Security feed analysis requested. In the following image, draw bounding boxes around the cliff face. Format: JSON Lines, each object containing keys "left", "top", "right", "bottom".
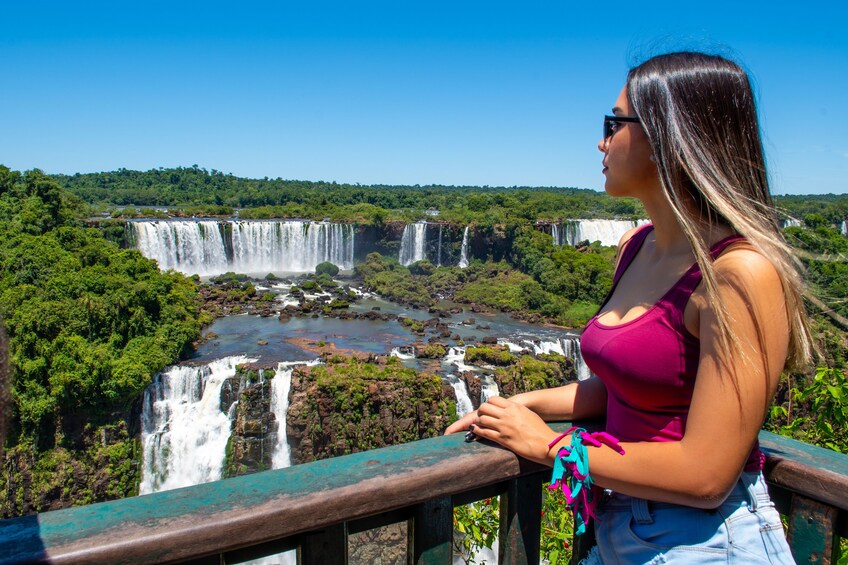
{"left": 0, "top": 420, "right": 139, "bottom": 519}
{"left": 286, "top": 357, "right": 455, "bottom": 464}
{"left": 224, "top": 371, "right": 278, "bottom": 477}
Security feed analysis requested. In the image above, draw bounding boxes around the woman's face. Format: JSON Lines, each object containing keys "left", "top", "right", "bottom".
{"left": 598, "top": 87, "right": 659, "bottom": 199}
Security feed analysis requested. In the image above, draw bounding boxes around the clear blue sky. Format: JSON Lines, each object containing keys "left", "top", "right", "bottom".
{"left": 2, "top": 1, "right": 846, "bottom": 195}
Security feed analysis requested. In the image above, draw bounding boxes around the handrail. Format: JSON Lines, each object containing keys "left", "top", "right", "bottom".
{"left": 1, "top": 426, "right": 846, "bottom": 564}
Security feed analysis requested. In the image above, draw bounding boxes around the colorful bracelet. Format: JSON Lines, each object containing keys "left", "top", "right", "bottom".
{"left": 548, "top": 427, "right": 625, "bottom": 535}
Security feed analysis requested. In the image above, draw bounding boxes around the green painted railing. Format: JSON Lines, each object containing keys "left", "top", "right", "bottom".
{"left": 1, "top": 426, "right": 846, "bottom": 564}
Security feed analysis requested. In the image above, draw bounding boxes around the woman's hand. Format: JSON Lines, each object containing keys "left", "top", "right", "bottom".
{"left": 444, "top": 410, "right": 479, "bottom": 435}
{"left": 469, "top": 396, "right": 561, "bottom": 466}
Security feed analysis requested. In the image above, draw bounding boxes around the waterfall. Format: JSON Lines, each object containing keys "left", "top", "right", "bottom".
{"left": 399, "top": 222, "right": 428, "bottom": 266}
{"left": 436, "top": 224, "right": 443, "bottom": 267}
{"left": 497, "top": 337, "right": 591, "bottom": 381}
{"left": 780, "top": 217, "right": 802, "bottom": 229}
{"left": 480, "top": 375, "right": 499, "bottom": 403}
{"left": 842, "top": 220, "right": 848, "bottom": 236}
{"left": 140, "top": 355, "right": 256, "bottom": 494}
{"left": 551, "top": 224, "right": 561, "bottom": 246}
{"left": 269, "top": 359, "right": 321, "bottom": 470}
{"left": 132, "top": 220, "right": 229, "bottom": 277}
{"left": 561, "top": 337, "right": 592, "bottom": 381}
{"left": 458, "top": 226, "right": 470, "bottom": 268}
{"left": 132, "top": 220, "right": 355, "bottom": 276}
{"left": 557, "top": 219, "right": 649, "bottom": 247}
{"left": 448, "top": 375, "right": 474, "bottom": 418}
{"left": 390, "top": 346, "right": 416, "bottom": 360}
{"left": 230, "top": 220, "right": 354, "bottom": 273}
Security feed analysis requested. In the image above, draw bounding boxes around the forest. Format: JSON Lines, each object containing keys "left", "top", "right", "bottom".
{"left": 1, "top": 165, "right": 846, "bottom": 528}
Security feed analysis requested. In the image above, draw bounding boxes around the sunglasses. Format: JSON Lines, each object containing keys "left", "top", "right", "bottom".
{"left": 603, "top": 114, "right": 641, "bottom": 140}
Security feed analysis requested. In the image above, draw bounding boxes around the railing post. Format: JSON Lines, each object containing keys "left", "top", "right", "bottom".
{"left": 408, "top": 496, "right": 453, "bottom": 564}
{"left": 300, "top": 523, "right": 347, "bottom": 565}
{"left": 498, "top": 472, "right": 544, "bottom": 564}
{"left": 787, "top": 494, "right": 839, "bottom": 564}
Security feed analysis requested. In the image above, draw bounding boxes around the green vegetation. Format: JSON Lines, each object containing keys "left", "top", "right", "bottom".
{"left": 296, "top": 356, "right": 453, "bottom": 457}
{"left": 0, "top": 166, "right": 204, "bottom": 516}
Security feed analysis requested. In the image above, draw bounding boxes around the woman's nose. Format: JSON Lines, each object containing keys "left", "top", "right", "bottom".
{"left": 598, "top": 137, "right": 608, "bottom": 152}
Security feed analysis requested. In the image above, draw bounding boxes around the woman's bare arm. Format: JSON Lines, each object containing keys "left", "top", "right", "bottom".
{"left": 469, "top": 248, "right": 789, "bottom": 508}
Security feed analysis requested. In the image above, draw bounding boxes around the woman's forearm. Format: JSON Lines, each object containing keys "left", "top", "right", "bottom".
{"left": 510, "top": 377, "right": 607, "bottom": 421}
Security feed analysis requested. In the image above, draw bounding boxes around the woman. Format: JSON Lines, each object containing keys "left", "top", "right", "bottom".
{"left": 446, "top": 51, "right": 811, "bottom": 563}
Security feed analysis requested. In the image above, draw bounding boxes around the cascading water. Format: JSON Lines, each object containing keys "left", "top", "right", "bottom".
{"left": 436, "top": 224, "right": 443, "bottom": 267}
{"left": 230, "top": 220, "right": 354, "bottom": 273}
{"left": 479, "top": 375, "right": 499, "bottom": 403}
{"left": 458, "top": 226, "right": 470, "bottom": 268}
{"left": 561, "top": 337, "right": 592, "bottom": 381}
{"left": 398, "top": 222, "right": 428, "bottom": 266}
{"left": 557, "top": 219, "right": 649, "bottom": 247}
{"left": 269, "top": 359, "right": 321, "bottom": 469}
{"left": 498, "top": 336, "right": 591, "bottom": 381}
{"left": 132, "top": 220, "right": 229, "bottom": 276}
{"left": 551, "top": 224, "right": 560, "bottom": 246}
{"left": 842, "top": 220, "right": 848, "bottom": 236}
{"left": 448, "top": 375, "right": 474, "bottom": 418}
{"left": 132, "top": 220, "right": 355, "bottom": 276}
{"left": 140, "top": 355, "right": 256, "bottom": 494}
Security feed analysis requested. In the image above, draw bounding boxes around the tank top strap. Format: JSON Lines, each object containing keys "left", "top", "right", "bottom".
{"left": 662, "top": 234, "right": 746, "bottom": 309}
{"left": 612, "top": 224, "right": 654, "bottom": 285}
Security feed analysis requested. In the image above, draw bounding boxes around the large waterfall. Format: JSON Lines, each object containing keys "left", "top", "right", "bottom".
{"left": 133, "top": 220, "right": 230, "bottom": 276}
{"left": 398, "top": 222, "right": 428, "bottom": 266}
{"left": 132, "top": 220, "right": 355, "bottom": 277}
{"left": 140, "top": 355, "right": 256, "bottom": 494}
{"left": 552, "top": 219, "right": 649, "bottom": 247}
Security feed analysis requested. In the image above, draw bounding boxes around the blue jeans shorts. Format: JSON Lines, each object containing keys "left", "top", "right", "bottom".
{"left": 582, "top": 472, "right": 795, "bottom": 564}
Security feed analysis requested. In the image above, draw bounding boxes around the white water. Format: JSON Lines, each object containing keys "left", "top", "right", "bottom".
{"left": 268, "top": 358, "right": 323, "bottom": 468}
{"left": 436, "top": 224, "right": 443, "bottom": 267}
{"left": 458, "top": 226, "right": 470, "bottom": 268}
{"left": 842, "top": 220, "right": 848, "bottom": 236}
{"left": 399, "top": 222, "right": 428, "bottom": 265}
{"left": 554, "top": 219, "right": 649, "bottom": 247}
{"left": 499, "top": 337, "right": 592, "bottom": 381}
{"left": 230, "top": 220, "right": 354, "bottom": 273}
{"left": 140, "top": 355, "right": 256, "bottom": 494}
{"left": 133, "top": 220, "right": 230, "bottom": 276}
{"left": 448, "top": 375, "right": 474, "bottom": 417}
{"left": 390, "top": 346, "right": 416, "bottom": 360}
{"left": 132, "top": 220, "right": 355, "bottom": 276}
{"left": 780, "top": 217, "right": 802, "bottom": 229}
{"left": 479, "top": 375, "right": 499, "bottom": 403}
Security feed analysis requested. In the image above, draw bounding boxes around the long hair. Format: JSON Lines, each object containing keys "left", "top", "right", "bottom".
{"left": 626, "top": 51, "right": 812, "bottom": 373}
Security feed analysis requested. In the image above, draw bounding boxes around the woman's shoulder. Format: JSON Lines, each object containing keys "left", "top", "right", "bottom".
{"left": 712, "top": 244, "right": 783, "bottom": 301}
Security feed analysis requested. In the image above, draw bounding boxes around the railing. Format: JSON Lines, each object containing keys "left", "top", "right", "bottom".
{"left": 1, "top": 424, "right": 846, "bottom": 564}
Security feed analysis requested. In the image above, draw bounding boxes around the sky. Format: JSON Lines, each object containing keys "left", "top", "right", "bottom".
{"left": 2, "top": 1, "right": 846, "bottom": 195}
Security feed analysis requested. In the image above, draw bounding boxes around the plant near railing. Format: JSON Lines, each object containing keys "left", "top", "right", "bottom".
{"left": 452, "top": 487, "right": 576, "bottom": 564}
{"left": 453, "top": 497, "right": 499, "bottom": 564}
{"left": 770, "top": 367, "right": 848, "bottom": 453}
{"left": 540, "top": 488, "right": 575, "bottom": 565}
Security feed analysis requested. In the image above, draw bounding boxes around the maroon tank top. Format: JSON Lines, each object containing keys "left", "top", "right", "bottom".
{"left": 580, "top": 224, "right": 764, "bottom": 471}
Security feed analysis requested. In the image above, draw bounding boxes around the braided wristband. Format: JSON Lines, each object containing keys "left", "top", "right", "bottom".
{"left": 548, "top": 427, "right": 625, "bottom": 535}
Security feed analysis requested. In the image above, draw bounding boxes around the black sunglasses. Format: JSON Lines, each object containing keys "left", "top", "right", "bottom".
{"left": 603, "top": 114, "right": 641, "bottom": 140}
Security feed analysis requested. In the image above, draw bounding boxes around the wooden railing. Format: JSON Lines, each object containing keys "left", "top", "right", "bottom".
{"left": 1, "top": 425, "right": 846, "bottom": 564}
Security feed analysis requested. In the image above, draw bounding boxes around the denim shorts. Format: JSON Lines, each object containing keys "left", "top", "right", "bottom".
{"left": 581, "top": 472, "right": 795, "bottom": 564}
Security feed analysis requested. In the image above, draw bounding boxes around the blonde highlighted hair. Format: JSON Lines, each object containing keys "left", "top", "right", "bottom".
{"left": 626, "top": 51, "right": 812, "bottom": 372}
